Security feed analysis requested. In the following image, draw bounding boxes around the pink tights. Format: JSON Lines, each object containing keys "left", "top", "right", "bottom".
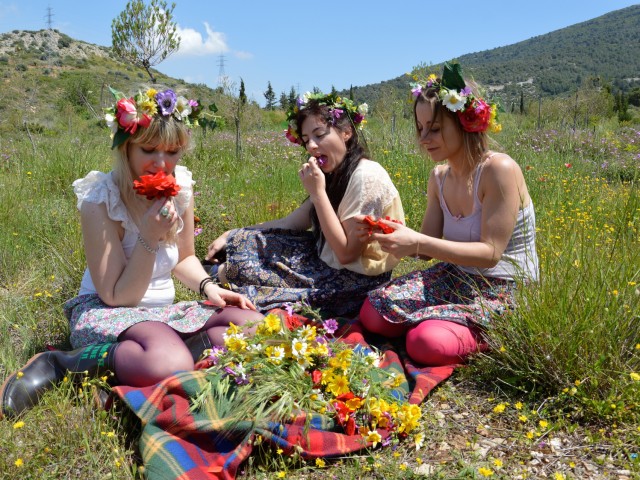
{"left": 114, "top": 306, "right": 263, "bottom": 387}
{"left": 359, "top": 298, "right": 485, "bottom": 366}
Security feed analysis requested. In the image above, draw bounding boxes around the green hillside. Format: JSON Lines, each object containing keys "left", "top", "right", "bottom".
{"left": 346, "top": 4, "right": 640, "bottom": 110}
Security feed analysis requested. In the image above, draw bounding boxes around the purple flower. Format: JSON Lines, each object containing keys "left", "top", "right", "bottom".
{"left": 194, "top": 227, "right": 203, "bottom": 237}
{"left": 353, "top": 113, "right": 364, "bottom": 124}
{"left": 332, "top": 108, "right": 344, "bottom": 119}
{"left": 461, "top": 86, "right": 472, "bottom": 96}
{"left": 411, "top": 86, "right": 422, "bottom": 98}
{"left": 323, "top": 319, "right": 339, "bottom": 335}
{"left": 188, "top": 99, "right": 199, "bottom": 108}
{"left": 296, "top": 97, "right": 305, "bottom": 107}
{"left": 156, "top": 89, "right": 177, "bottom": 116}
{"left": 284, "top": 303, "right": 295, "bottom": 316}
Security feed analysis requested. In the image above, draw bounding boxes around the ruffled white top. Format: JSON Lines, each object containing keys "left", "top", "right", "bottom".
{"left": 72, "top": 165, "right": 194, "bottom": 307}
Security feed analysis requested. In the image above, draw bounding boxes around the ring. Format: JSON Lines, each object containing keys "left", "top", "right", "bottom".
{"left": 160, "top": 206, "right": 170, "bottom": 217}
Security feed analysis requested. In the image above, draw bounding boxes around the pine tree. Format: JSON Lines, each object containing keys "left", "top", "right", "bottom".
{"left": 288, "top": 86, "right": 297, "bottom": 107}
{"left": 239, "top": 78, "right": 247, "bottom": 105}
{"left": 264, "top": 81, "right": 276, "bottom": 110}
{"left": 279, "top": 91, "right": 288, "bottom": 110}
{"left": 349, "top": 85, "right": 354, "bottom": 100}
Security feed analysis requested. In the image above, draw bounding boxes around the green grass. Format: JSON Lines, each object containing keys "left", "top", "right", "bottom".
{"left": 1, "top": 109, "right": 639, "bottom": 478}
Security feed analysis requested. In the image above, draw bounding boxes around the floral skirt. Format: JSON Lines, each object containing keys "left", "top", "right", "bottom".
{"left": 367, "top": 262, "right": 516, "bottom": 328}
{"left": 64, "top": 294, "right": 219, "bottom": 349}
{"left": 224, "top": 228, "right": 391, "bottom": 317}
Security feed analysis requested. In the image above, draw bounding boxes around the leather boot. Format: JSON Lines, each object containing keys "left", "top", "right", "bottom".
{"left": 0, "top": 342, "right": 119, "bottom": 419}
{"left": 183, "top": 331, "right": 212, "bottom": 362}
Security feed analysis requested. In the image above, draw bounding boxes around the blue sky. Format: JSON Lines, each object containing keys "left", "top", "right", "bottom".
{"left": 1, "top": 1, "right": 637, "bottom": 105}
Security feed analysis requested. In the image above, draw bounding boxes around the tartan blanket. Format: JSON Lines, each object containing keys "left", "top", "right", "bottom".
{"left": 113, "top": 311, "right": 456, "bottom": 480}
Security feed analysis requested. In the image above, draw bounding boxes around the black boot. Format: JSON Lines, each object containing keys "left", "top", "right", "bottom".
{"left": 183, "top": 332, "right": 212, "bottom": 362}
{"left": 0, "top": 343, "right": 119, "bottom": 418}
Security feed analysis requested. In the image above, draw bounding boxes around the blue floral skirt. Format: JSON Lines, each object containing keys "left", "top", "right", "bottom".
{"left": 224, "top": 228, "right": 391, "bottom": 317}
{"left": 367, "top": 262, "right": 516, "bottom": 328}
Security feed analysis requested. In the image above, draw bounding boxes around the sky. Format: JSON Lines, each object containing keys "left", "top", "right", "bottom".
{"left": 1, "top": 1, "right": 638, "bottom": 105}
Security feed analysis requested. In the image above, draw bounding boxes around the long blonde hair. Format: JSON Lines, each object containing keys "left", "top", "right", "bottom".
{"left": 112, "top": 115, "right": 192, "bottom": 244}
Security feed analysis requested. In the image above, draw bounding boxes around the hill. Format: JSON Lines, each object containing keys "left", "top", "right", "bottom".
{"left": 0, "top": 29, "right": 222, "bottom": 135}
{"left": 346, "top": 4, "right": 640, "bottom": 110}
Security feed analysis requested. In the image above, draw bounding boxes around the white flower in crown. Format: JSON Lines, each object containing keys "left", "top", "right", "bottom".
{"left": 441, "top": 89, "right": 466, "bottom": 112}
{"left": 358, "top": 103, "right": 369, "bottom": 115}
{"left": 173, "top": 96, "right": 193, "bottom": 121}
{"left": 105, "top": 113, "right": 118, "bottom": 134}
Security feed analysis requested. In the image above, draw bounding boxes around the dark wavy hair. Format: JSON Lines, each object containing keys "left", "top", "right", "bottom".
{"left": 295, "top": 100, "right": 368, "bottom": 250}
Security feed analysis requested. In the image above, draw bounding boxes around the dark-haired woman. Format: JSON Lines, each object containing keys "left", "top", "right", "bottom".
{"left": 205, "top": 93, "right": 404, "bottom": 316}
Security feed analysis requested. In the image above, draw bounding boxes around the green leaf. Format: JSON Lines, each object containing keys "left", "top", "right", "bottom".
{"left": 442, "top": 62, "right": 466, "bottom": 91}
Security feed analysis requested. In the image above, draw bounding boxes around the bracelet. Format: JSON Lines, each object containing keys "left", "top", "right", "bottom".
{"left": 199, "top": 277, "right": 214, "bottom": 297}
{"left": 137, "top": 233, "right": 159, "bottom": 254}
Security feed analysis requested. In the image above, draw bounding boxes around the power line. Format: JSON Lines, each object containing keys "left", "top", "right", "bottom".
{"left": 45, "top": 5, "right": 54, "bottom": 30}
{"left": 216, "top": 53, "right": 227, "bottom": 86}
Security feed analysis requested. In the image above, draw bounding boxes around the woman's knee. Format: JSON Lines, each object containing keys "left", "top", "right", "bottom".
{"left": 405, "top": 320, "right": 480, "bottom": 366}
{"left": 359, "top": 299, "right": 406, "bottom": 337}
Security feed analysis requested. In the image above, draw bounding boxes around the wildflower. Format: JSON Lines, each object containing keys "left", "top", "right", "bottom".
{"left": 441, "top": 90, "right": 466, "bottom": 112}
{"left": 493, "top": 403, "right": 506, "bottom": 413}
{"left": 277, "top": 472, "right": 286, "bottom": 478}
{"left": 315, "top": 458, "right": 326, "bottom": 468}
{"left": 493, "top": 459, "right": 503, "bottom": 468}
{"left": 553, "top": 473, "right": 566, "bottom": 480}
{"left": 399, "top": 463, "right": 407, "bottom": 471}
{"left": 14, "top": 458, "right": 23, "bottom": 467}
{"left": 16, "top": 371, "right": 24, "bottom": 378}
{"left": 366, "top": 429, "right": 382, "bottom": 448}
{"left": 414, "top": 432, "right": 425, "bottom": 450}
{"left": 478, "top": 467, "right": 494, "bottom": 477}
{"left": 539, "top": 420, "right": 549, "bottom": 429}
{"left": 519, "top": 415, "right": 528, "bottom": 423}
{"left": 630, "top": 372, "right": 640, "bottom": 381}
{"left": 526, "top": 431, "right": 535, "bottom": 439}
{"left": 323, "top": 318, "right": 339, "bottom": 335}
{"left": 13, "top": 421, "right": 25, "bottom": 429}
{"left": 515, "top": 402, "right": 523, "bottom": 410}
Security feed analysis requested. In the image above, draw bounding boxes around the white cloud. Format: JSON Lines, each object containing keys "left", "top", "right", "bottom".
{"left": 174, "top": 22, "right": 228, "bottom": 56}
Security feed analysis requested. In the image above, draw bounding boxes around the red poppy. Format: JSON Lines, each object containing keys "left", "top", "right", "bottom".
{"left": 133, "top": 171, "right": 181, "bottom": 200}
{"left": 363, "top": 215, "right": 401, "bottom": 234}
{"left": 311, "top": 370, "right": 323, "bottom": 386}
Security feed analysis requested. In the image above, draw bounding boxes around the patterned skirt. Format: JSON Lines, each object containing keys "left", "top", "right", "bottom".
{"left": 64, "top": 294, "right": 220, "bottom": 349}
{"left": 367, "top": 262, "right": 516, "bottom": 328}
{"left": 224, "top": 228, "right": 391, "bottom": 317}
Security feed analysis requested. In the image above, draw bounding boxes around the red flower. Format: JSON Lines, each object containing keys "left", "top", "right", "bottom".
{"left": 363, "top": 215, "right": 401, "bottom": 234}
{"left": 457, "top": 99, "right": 491, "bottom": 133}
{"left": 311, "top": 369, "right": 323, "bottom": 386}
{"left": 133, "top": 171, "right": 181, "bottom": 200}
{"left": 564, "top": 163, "right": 572, "bottom": 168}
{"left": 116, "top": 97, "right": 151, "bottom": 134}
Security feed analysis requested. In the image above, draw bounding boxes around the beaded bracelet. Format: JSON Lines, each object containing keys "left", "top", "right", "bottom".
{"left": 137, "top": 233, "right": 159, "bottom": 254}
{"left": 199, "top": 277, "right": 214, "bottom": 297}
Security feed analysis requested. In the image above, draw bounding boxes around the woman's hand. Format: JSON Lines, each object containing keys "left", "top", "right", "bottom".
{"left": 204, "top": 283, "right": 257, "bottom": 310}
{"left": 298, "top": 157, "right": 326, "bottom": 198}
{"left": 362, "top": 217, "right": 424, "bottom": 259}
{"left": 205, "top": 230, "right": 231, "bottom": 261}
{"left": 139, "top": 198, "right": 178, "bottom": 244}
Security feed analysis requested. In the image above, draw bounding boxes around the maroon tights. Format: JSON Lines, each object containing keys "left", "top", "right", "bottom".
{"left": 114, "top": 306, "right": 263, "bottom": 387}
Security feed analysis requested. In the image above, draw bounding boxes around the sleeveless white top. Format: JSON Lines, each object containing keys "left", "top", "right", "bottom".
{"left": 72, "top": 165, "right": 194, "bottom": 307}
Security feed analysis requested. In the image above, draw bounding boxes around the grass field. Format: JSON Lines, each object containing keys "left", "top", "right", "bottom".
{"left": 0, "top": 109, "right": 639, "bottom": 479}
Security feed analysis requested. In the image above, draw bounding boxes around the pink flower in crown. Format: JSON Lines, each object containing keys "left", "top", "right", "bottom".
{"left": 116, "top": 97, "right": 152, "bottom": 134}
{"left": 285, "top": 126, "right": 302, "bottom": 145}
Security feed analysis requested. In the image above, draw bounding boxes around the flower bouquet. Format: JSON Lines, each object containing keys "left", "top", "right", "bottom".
{"left": 191, "top": 304, "right": 424, "bottom": 450}
{"left": 133, "top": 171, "right": 181, "bottom": 200}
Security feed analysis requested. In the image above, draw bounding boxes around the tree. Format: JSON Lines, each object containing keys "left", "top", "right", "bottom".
{"left": 239, "top": 78, "right": 247, "bottom": 105}
{"left": 288, "top": 86, "right": 297, "bottom": 107}
{"left": 279, "top": 91, "right": 288, "bottom": 110}
{"left": 111, "top": 0, "right": 180, "bottom": 83}
{"left": 264, "top": 81, "right": 276, "bottom": 110}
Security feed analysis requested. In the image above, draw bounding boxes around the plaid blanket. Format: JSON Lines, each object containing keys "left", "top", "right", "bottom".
{"left": 113, "top": 311, "right": 456, "bottom": 480}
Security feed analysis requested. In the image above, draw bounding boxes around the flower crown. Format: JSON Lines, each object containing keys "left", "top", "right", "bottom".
{"left": 285, "top": 92, "right": 368, "bottom": 145}
{"left": 105, "top": 87, "right": 203, "bottom": 149}
{"left": 410, "top": 62, "right": 501, "bottom": 134}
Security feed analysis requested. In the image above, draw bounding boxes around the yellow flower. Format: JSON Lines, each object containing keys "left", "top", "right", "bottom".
{"left": 519, "top": 415, "right": 529, "bottom": 423}
{"left": 478, "top": 467, "right": 494, "bottom": 477}
{"left": 17, "top": 371, "right": 24, "bottom": 378}
{"left": 14, "top": 458, "right": 24, "bottom": 467}
{"left": 366, "top": 430, "right": 382, "bottom": 448}
{"left": 493, "top": 459, "right": 503, "bottom": 468}
{"left": 277, "top": 448, "right": 283, "bottom": 455}
{"left": 493, "top": 403, "right": 506, "bottom": 413}
{"left": 315, "top": 458, "right": 326, "bottom": 468}
{"left": 553, "top": 473, "right": 565, "bottom": 480}
{"left": 539, "top": 420, "right": 548, "bottom": 429}
{"left": 526, "top": 431, "right": 534, "bottom": 439}
{"left": 630, "top": 372, "right": 640, "bottom": 381}
{"left": 277, "top": 472, "right": 286, "bottom": 478}
{"left": 399, "top": 463, "right": 407, "bottom": 471}
{"left": 13, "top": 421, "right": 25, "bottom": 429}
{"left": 515, "top": 402, "right": 523, "bottom": 410}
{"left": 263, "top": 313, "right": 282, "bottom": 333}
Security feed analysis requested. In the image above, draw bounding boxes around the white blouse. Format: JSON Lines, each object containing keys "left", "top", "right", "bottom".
{"left": 72, "top": 165, "right": 194, "bottom": 307}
